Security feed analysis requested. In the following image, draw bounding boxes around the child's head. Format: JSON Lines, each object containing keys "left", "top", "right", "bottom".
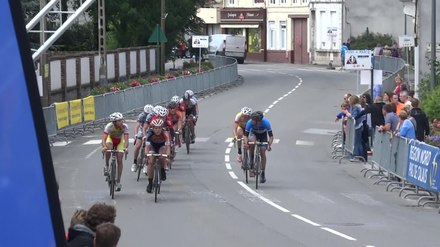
{"left": 341, "top": 102, "right": 349, "bottom": 110}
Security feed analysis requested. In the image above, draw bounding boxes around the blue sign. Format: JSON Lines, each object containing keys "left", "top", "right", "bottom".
{"left": 406, "top": 141, "right": 440, "bottom": 192}
{"left": 0, "top": 1, "right": 65, "bottom": 246}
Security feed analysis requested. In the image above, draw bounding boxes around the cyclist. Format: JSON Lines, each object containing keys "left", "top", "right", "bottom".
{"left": 144, "top": 119, "right": 171, "bottom": 193}
{"left": 243, "top": 111, "right": 273, "bottom": 183}
{"left": 233, "top": 107, "right": 252, "bottom": 164}
{"left": 167, "top": 101, "right": 184, "bottom": 148}
{"left": 179, "top": 90, "right": 199, "bottom": 143}
{"left": 102, "top": 112, "right": 129, "bottom": 191}
{"left": 131, "top": 104, "right": 154, "bottom": 173}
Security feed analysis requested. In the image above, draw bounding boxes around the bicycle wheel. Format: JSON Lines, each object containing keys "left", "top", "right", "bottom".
{"left": 254, "top": 152, "right": 260, "bottom": 190}
{"left": 185, "top": 123, "right": 191, "bottom": 154}
{"left": 243, "top": 150, "right": 249, "bottom": 184}
{"left": 110, "top": 159, "right": 116, "bottom": 199}
{"left": 154, "top": 160, "right": 160, "bottom": 203}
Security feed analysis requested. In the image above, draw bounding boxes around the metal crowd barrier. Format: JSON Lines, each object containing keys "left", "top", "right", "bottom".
{"left": 43, "top": 56, "right": 238, "bottom": 143}
{"left": 339, "top": 122, "right": 440, "bottom": 209}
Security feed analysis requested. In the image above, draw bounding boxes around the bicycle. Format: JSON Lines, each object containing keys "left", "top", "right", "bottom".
{"left": 103, "top": 149, "right": 126, "bottom": 199}
{"left": 136, "top": 140, "right": 146, "bottom": 181}
{"left": 169, "top": 131, "right": 181, "bottom": 169}
{"left": 233, "top": 137, "right": 250, "bottom": 184}
{"left": 247, "top": 141, "right": 268, "bottom": 189}
{"left": 146, "top": 153, "right": 168, "bottom": 203}
{"left": 183, "top": 117, "right": 195, "bottom": 154}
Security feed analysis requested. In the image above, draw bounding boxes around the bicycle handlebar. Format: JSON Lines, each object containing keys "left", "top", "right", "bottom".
{"left": 146, "top": 153, "right": 169, "bottom": 157}
{"left": 247, "top": 141, "right": 269, "bottom": 145}
{"left": 102, "top": 149, "right": 128, "bottom": 160}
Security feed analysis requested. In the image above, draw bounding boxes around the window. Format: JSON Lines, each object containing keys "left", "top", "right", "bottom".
{"left": 292, "top": 0, "right": 298, "bottom": 3}
{"left": 280, "top": 0, "right": 287, "bottom": 3}
{"left": 280, "top": 21, "right": 286, "bottom": 49}
{"left": 268, "top": 21, "right": 276, "bottom": 49}
{"left": 319, "top": 11, "right": 326, "bottom": 48}
{"left": 228, "top": 0, "right": 235, "bottom": 6}
{"left": 330, "top": 11, "right": 337, "bottom": 48}
{"left": 302, "top": 0, "right": 308, "bottom": 3}
{"left": 269, "top": 0, "right": 276, "bottom": 4}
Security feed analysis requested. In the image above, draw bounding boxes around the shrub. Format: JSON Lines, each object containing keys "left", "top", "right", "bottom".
{"left": 90, "top": 86, "right": 107, "bottom": 95}
{"left": 421, "top": 85, "right": 440, "bottom": 121}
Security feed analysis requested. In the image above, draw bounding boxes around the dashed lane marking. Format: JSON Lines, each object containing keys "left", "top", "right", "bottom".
{"left": 295, "top": 140, "right": 314, "bottom": 146}
{"left": 52, "top": 141, "right": 71, "bottom": 147}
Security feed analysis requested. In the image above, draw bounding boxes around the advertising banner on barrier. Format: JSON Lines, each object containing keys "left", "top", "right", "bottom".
{"left": 54, "top": 102, "right": 69, "bottom": 129}
{"left": 406, "top": 141, "right": 440, "bottom": 192}
{"left": 69, "top": 99, "right": 82, "bottom": 125}
{"left": 83, "top": 96, "right": 96, "bottom": 121}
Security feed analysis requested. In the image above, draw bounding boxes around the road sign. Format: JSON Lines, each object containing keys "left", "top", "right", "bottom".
{"left": 192, "top": 35, "right": 209, "bottom": 48}
{"left": 344, "top": 50, "right": 372, "bottom": 70}
{"left": 148, "top": 24, "right": 167, "bottom": 43}
{"left": 398, "top": 35, "right": 415, "bottom": 48}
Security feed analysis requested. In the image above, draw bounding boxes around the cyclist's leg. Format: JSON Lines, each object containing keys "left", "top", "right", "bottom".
{"left": 236, "top": 126, "right": 244, "bottom": 162}
{"left": 132, "top": 135, "right": 142, "bottom": 171}
{"left": 104, "top": 136, "right": 113, "bottom": 172}
{"left": 116, "top": 139, "right": 125, "bottom": 184}
{"left": 248, "top": 132, "right": 256, "bottom": 166}
{"left": 146, "top": 144, "right": 157, "bottom": 193}
{"left": 158, "top": 145, "right": 167, "bottom": 181}
{"left": 257, "top": 133, "right": 268, "bottom": 183}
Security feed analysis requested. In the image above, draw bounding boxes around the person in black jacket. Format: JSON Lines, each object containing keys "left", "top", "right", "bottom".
{"left": 410, "top": 98, "right": 430, "bottom": 142}
{"left": 67, "top": 203, "right": 116, "bottom": 247}
{"left": 358, "top": 94, "right": 385, "bottom": 147}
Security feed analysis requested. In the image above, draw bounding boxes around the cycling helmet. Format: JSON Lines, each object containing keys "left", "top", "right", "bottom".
{"left": 157, "top": 107, "right": 169, "bottom": 117}
{"left": 184, "top": 90, "right": 194, "bottom": 100}
{"left": 151, "top": 118, "right": 164, "bottom": 127}
{"left": 109, "top": 112, "right": 123, "bottom": 121}
{"left": 171, "top": 95, "right": 180, "bottom": 103}
{"left": 241, "top": 107, "right": 253, "bottom": 116}
{"left": 167, "top": 101, "right": 178, "bottom": 109}
{"left": 153, "top": 105, "right": 162, "bottom": 115}
{"left": 250, "top": 111, "right": 263, "bottom": 121}
{"left": 144, "top": 104, "right": 154, "bottom": 114}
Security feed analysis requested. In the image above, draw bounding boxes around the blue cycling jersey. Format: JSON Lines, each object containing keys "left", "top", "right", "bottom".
{"left": 245, "top": 117, "right": 272, "bottom": 135}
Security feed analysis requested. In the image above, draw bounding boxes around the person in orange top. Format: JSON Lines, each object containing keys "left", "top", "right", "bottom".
{"left": 391, "top": 93, "right": 404, "bottom": 114}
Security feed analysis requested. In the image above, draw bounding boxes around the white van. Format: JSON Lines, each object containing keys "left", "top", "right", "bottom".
{"left": 209, "top": 34, "right": 231, "bottom": 55}
{"left": 225, "top": 35, "right": 246, "bottom": 64}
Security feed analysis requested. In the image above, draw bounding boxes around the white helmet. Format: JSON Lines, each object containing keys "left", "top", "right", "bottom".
{"left": 109, "top": 112, "right": 123, "bottom": 121}
{"left": 151, "top": 118, "right": 164, "bottom": 127}
{"left": 144, "top": 104, "right": 154, "bottom": 114}
{"left": 241, "top": 107, "right": 252, "bottom": 116}
{"left": 171, "top": 95, "right": 180, "bottom": 103}
{"left": 157, "top": 107, "right": 168, "bottom": 117}
{"left": 184, "top": 90, "right": 194, "bottom": 100}
{"left": 153, "top": 105, "right": 162, "bottom": 115}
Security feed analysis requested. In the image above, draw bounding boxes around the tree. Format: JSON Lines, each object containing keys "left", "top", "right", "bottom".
{"left": 350, "top": 28, "right": 395, "bottom": 50}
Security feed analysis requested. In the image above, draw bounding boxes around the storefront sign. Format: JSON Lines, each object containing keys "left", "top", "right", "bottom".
{"left": 220, "top": 9, "right": 264, "bottom": 22}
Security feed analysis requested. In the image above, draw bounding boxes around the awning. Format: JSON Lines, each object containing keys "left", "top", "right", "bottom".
{"left": 220, "top": 24, "right": 259, "bottom": 29}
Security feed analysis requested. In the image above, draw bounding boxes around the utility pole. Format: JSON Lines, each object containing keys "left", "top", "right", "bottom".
{"left": 430, "top": 0, "right": 437, "bottom": 90}
{"left": 98, "top": 0, "right": 107, "bottom": 85}
{"left": 40, "top": 0, "right": 48, "bottom": 106}
{"left": 160, "top": 0, "right": 166, "bottom": 75}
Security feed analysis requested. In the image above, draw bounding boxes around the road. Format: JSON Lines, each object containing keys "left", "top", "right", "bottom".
{"left": 53, "top": 63, "right": 440, "bottom": 247}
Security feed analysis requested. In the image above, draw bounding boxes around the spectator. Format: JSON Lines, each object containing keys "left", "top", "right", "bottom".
{"left": 335, "top": 102, "right": 349, "bottom": 122}
{"left": 373, "top": 84, "right": 382, "bottom": 101}
{"left": 341, "top": 42, "right": 348, "bottom": 67}
{"left": 399, "top": 90, "right": 412, "bottom": 106}
{"left": 383, "top": 45, "right": 392, "bottom": 56}
{"left": 343, "top": 95, "right": 366, "bottom": 161}
{"left": 378, "top": 103, "right": 399, "bottom": 133}
{"left": 358, "top": 94, "right": 385, "bottom": 146}
{"left": 383, "top": 91, "right": 394, "bottom": 104}
{"left": 408, "top": 90, "right": 415, "bottom": 101}
{"left": 391, "top": 93, "right": 404, "bottom": 114}
{"left": 396, "top": 110, "right": 416, "bottom": 140}
{"left": 373, "top": 43, "right": 384, "bottom": 56}
{"left": 393, "top": 74, "right": 404, "bottom": 95}
{"left": 391, "top": 42, "right": 400, "bottom": 58}
{"left": 67, "top": 203, "right": 117, "bottom": 247}
{"left": 94, "top": 223, "right": 121, "bottom": 247}
{"left": 410, "top": 98, "right": 430, "bottom": 142}
{"left": 346, "top": 38, "right": 351, "bottom": 50}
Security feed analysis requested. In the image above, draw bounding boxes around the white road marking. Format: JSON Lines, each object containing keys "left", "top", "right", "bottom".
{"left": 225, "top": 163, "right": 232, "bottom": 170}
{"left": 295, "top": 140, "right": 314, "bottom": 146}
{"left": 264, "top": 109, "right": 270, "bottom": 113}
{"left": 291, "top": 214, "right": 321, "bottom": 227}
{"left": 273, "top": 100, "right": 279, "bottom": 104}
{"left": 283, "top": 94, "right": 288, "bottom": 97}
{"left": 225, "top": 148, "right": 231, "bottom": 154}
{"left": 320, "top": 227, "right": 357, "bottom": 241}
{"left": 237, "top": 181, "right": 290, "bottom": 213}
{"left": 225, "top": 155, "right": 230, "bottom": 162}
{"left": 272, "top": 139, "right": 280, "bottom": 144}
{"left": 225, "top": 137, "right": 234, "bottom": 143}
{"left": 303, "top": 128, "right": 339, "bottom": 136}
{"left": 224, "top": 138, "right": 280, "bottom": 143}
{"left": 52, "top": 141, "right": 71, "bottom": 146}
{"left": 83, "top": 140, "right": 102, "bottom": 145}
{"left": 278, "top": 97, "right": 284, "bottom": 101}
{"left": 85, "top": 146, "right": 102, "bottom": 159}
{"left": 228, "top": 142, "right": 234, "bottom": 147}
{"left": 229, "top": 171, "right": 238, "bottom": 179}
{"left": 268, "top": 105, "right": 274, "bottom": 108}
{"left": 195, "top": 137, "right": 210, "bottom": 142}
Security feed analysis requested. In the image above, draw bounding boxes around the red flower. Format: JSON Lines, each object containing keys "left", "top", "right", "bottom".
{"left": 109, "top": 87, "right": 120, "bottom": 92}
{"left": 130, "top": 80, "right": 141, "bottom": 87}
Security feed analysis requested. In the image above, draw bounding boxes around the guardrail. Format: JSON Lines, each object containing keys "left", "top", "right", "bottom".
{"left": 43, "top": 56, "right": 238, "bottom": 143}
{"left": 373, "top": 56, "right": 407, "bottom": 93}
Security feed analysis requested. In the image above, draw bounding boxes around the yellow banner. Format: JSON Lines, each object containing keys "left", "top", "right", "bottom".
{"left": 83, "top": 96, "right": 95, "bottom": 122}
{"left": 54, "top": 102, "right": 69, "bottom": 129}
{"left": 69, "top": 99, "right": 82, "bottom": 125}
